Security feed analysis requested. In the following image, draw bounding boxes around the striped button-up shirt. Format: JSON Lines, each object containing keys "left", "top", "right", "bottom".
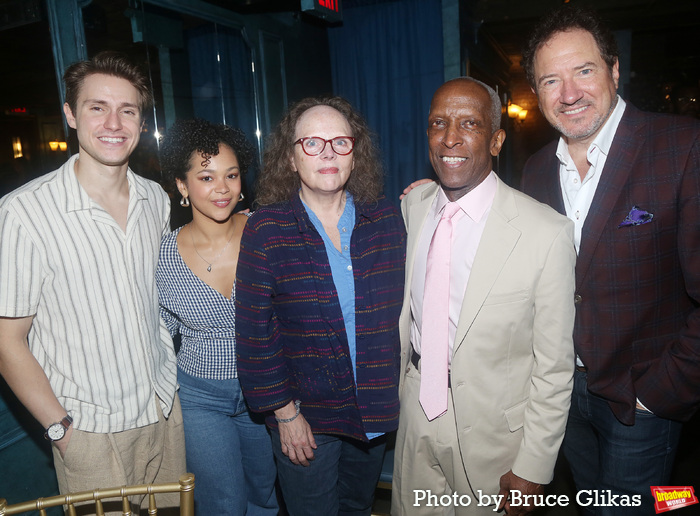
{"left": 236, "top": 193, "right": 406, "bottom": 441}
{"left": 0, "top": 155, "right": 177, "bottom": 433}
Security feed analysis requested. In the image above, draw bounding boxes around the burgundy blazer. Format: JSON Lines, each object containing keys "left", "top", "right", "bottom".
{"left": 521, "top": 103, "right": 700, "bottom": 424}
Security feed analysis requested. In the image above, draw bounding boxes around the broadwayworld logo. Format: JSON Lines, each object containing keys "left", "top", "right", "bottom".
{"left": 651, "top": 486, "right": 698, "bottom": 513}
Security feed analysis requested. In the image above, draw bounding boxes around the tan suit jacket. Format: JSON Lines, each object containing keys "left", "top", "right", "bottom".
{"left": 397, "top": 177, "right": 576, "bottom": 495}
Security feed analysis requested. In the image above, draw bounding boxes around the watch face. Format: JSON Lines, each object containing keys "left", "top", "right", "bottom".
{"left": 47, "top": 423, "right": 65, "bottom": 441}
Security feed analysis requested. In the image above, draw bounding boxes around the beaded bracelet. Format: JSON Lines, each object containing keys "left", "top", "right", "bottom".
{"left": 275, "top": 400, "right": 302, "bottom": 423}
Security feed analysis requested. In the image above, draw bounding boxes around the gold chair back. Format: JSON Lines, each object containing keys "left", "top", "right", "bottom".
{"left": 0, "top": 473, "right": 194, "bottom": 516}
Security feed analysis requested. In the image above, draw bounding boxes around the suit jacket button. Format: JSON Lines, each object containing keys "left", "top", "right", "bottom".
{"left": 574, "top": 294, "right": 582, "bottom": 304}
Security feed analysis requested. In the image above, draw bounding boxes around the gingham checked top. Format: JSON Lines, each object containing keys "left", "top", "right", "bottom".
{"left": 156, "top": 226, "right": 238, "bottom": 379}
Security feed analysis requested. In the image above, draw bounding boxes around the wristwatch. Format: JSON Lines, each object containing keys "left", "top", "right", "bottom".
{"left": 44, "top": 415, "right": 73, "bottom": 441}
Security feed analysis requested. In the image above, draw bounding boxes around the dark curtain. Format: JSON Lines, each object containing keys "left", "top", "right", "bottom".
{"left": 186, "top": 24, "right": 257, "bottom": 150}
{"left": 0, "top": 380, "right": 61, "bottom": 514}
{"left": 185, "top": 24, "right": 258, "bottom": 204}
{"left": 328, "top": 0, "right": 443, "bottom": 206}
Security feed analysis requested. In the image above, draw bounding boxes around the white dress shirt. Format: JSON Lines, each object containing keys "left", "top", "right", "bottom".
{"left": 557, "top": 96, "right": 626, "bottom": 252}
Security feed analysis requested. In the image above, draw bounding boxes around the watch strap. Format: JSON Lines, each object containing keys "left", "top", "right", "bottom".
{"left": 44, "top": 414, "right": 73, "bottom": 440}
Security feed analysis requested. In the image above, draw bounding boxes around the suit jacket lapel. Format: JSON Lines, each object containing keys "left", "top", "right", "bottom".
{"left": 454, "top": 179, "right": 521, "bottom": 354}
{"left": 544, "top": 158, "right": 566, "bottom": 215}
{"left": 399, "top": 183, "right": 439, "bottom": 353}
{"left": 576, "top": 105, "right": 643, "bottom": 288}
{"left": 526, "top": 140, "right": 566, "bottom": 215}
{"left": 404, "top": 183, "right": 440, "bottom": 295}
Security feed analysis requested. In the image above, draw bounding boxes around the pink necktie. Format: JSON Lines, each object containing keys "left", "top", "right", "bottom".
{"left": 420, "top": 202, "right": 461, "bottom": 421}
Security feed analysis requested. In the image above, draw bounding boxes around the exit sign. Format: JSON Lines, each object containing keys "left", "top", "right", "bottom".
{"left": 301, "top": 0, "right": 342, "bottom": 22}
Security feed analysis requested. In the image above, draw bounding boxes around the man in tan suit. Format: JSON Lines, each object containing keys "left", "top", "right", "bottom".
{"left": 392, "top": 77, "right": 576, "bottom": 515}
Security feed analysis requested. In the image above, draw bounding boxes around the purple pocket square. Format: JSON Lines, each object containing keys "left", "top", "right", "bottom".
{"left": 618, "top": 205, "right": 653, "bottom": 228}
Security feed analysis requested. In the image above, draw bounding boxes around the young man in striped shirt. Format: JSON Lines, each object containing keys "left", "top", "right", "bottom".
{"left": 0, "top": 52, "right": 185, "bottom": 513}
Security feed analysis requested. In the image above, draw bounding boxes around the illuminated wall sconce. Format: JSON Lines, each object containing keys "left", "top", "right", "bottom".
{"left": 507, "top": 103, "right": 528, "bottom": 124}
{"left": 49, "top": 141, "right": 68, "bottom": 151}
{"left": 507, "top": 102, "right": 522, "bottom": 118}
{"left": 12, "top": 137, "right": 23, "bottom": 158}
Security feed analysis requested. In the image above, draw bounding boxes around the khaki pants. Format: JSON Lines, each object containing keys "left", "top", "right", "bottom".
{"left": 52, "top": 395, "right": 186, "bottom": 515}
{"left": 392, "top": 363, "right": 495, "bottom": 516}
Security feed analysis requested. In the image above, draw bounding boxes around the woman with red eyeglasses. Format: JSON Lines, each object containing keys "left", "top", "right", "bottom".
{"left": 235, "top": 96, "right": 406, "bottom": 516}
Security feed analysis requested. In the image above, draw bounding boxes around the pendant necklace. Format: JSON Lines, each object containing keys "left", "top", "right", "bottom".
{"left": 189, "top": 223, "right": 235, "bottom": 272}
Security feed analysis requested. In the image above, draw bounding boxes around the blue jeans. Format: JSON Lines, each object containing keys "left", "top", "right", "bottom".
{"left": 563, "top": 370, "right": 682, "bottom": 516}
{"left": 177, "top": 368, "right": 278, "bottom": 515}
{"left": 271, "top": 430, "right": 386, "bottom": 516}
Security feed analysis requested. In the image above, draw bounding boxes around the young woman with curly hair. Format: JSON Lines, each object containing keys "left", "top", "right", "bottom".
{"left": 156, "top": 118, "right": 277, "bottom": 515}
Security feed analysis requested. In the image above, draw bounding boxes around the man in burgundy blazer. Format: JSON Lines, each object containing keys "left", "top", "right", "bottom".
{"left": 520, "top": 5, "right": 700, "bottom": 515}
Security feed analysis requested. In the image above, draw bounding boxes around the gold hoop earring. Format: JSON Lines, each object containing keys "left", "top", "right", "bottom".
{"left": 180, "top": 196, "right": 190, "bottom": 207}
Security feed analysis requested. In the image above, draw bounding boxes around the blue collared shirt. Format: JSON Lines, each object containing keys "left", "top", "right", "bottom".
{"left": 304, "top": 195, "right": 383, "bottom": 440}
{"left": 303, "top": 195, "right": 357, "bottom": 372}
